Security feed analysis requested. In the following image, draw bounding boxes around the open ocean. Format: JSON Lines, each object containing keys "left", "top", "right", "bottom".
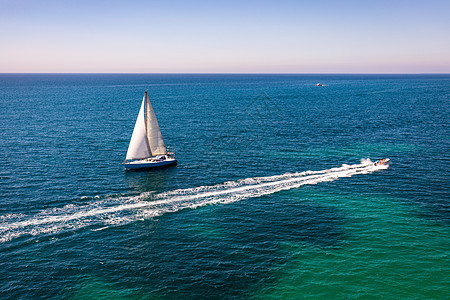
{"left": 0, "top": 74, "right": 448, "bottom": 299}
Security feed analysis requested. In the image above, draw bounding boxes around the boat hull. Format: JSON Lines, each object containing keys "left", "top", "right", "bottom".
{"left": 125, "top": 158, "right": 177, "bottom": 170}
{"left": 374, "top": 158, "right": 390, "bottom": 166}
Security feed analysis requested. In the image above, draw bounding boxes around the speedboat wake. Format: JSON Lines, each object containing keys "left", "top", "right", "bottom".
{"left": 0, "top": 159, "right": 388, "bottom": 243}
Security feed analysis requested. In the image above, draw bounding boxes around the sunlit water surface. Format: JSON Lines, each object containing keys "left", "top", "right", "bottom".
{"left": 0, "top": 74, "right": 448, "bottom": 298}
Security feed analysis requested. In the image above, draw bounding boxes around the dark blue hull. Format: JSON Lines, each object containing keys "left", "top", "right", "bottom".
{"left": 125, "top": 159, "right": 177, "bottom": 171}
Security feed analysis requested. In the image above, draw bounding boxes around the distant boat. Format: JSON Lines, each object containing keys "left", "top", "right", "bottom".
{"left": 124, "top": 91, "right": 177, "bottom": 170}
{"left": 374, "top": 158, "right": 390, "bottom": 166}
{"left": 315, "top": 83, "right": 323, "bottom": 86}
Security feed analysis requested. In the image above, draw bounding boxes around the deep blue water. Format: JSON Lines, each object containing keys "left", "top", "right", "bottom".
{"left": 0, "top": 74, "right": 449, "bottom": 298}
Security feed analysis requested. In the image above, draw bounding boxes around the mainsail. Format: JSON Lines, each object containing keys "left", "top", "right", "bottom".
{"left": 144, "top": 92, "right": 167, "bottom": 155}
{"left": 125, "top": 92, "right": 166, "bottom": 160}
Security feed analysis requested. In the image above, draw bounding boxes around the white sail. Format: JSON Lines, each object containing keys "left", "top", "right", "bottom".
{"left": 144, "top": 92, "right": 167, "bottom": 155}
{"left": 125, "top": 96, "right": 151, "bottom": 160}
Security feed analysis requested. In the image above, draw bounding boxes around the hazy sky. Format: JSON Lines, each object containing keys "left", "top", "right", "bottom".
{"left": 1, "top": 0, "right": 449, "bottom": 73}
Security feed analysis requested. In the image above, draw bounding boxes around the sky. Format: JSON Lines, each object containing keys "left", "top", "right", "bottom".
{"left": 0, "top": 0, "right": 449, "bottom": 73}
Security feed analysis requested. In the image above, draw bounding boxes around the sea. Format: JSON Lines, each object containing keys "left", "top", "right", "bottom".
{"left": 0, "top": 74, "right": 448, "bottom": 299}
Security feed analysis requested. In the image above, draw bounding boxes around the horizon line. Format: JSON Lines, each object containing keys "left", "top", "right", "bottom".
{"left": 1, "top": 72, "right": 449, "bottom": 75}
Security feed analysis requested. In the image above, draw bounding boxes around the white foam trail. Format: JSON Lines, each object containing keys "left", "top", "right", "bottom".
{"left": 0, "top": 159, "right": 388, "bottom": 243}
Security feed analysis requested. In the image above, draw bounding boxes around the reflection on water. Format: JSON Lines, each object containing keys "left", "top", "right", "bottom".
{"left": 123, "top": 166, "right": 178, "bottom": 193}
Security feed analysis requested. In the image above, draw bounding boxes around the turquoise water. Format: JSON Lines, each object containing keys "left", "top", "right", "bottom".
{"left": 0, "top": 74, "right": 448, "bottom": 298}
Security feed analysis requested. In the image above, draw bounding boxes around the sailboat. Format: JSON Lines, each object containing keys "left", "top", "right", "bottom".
{"left": 124, "top": 91, "right": 177, "bottom": 170}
